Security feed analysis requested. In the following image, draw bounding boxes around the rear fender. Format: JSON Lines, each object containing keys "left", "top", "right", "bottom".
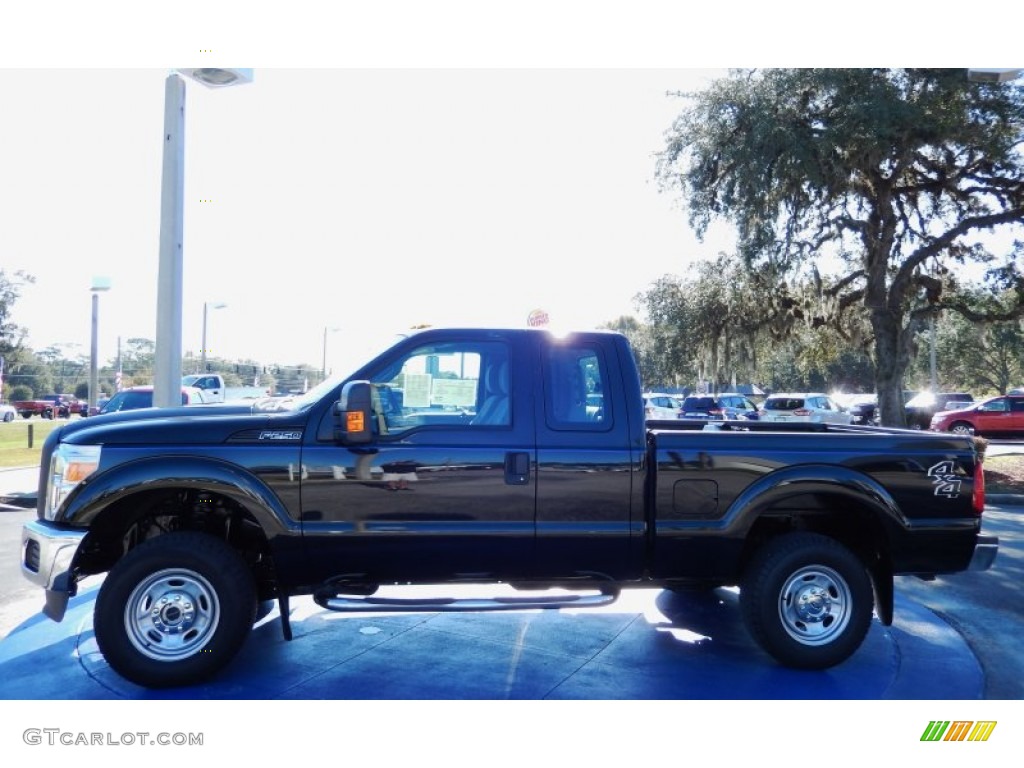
{"left": 725, "top": 464, "right": 907, "bottom": 533}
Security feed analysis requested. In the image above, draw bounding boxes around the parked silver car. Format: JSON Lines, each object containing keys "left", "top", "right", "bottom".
{"left": 642, "top": 392, "right": 682, "bottom": 420}
{"left": 761, "top": 392, "right": 852, "bottom": 424}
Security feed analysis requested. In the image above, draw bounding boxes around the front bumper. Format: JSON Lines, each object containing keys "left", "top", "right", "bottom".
{"left": 969, "top": 535, "right": 999, "bottom": 571}
{"left": 21, "top": 520, "right": 87, "bottom": 621}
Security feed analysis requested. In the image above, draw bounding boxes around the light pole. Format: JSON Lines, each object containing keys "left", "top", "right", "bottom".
{"left": 89, "top": 277, "right": 112, "bottom": 413}
{"left": 153, "top": 68, "right": 252, "bottom": 408}
{"left": 201, "top": 301, "right": 228, "bottom": 372}
{"left": 322, "top": 326, "right": 340, "bottom": 380}
{"left": 929, "top": 314, "right": 938, "bottom": 392}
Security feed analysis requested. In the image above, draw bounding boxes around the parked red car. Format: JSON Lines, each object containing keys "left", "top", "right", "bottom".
{"left": 929, "top": 394, "right": 1024, "bottom": 437}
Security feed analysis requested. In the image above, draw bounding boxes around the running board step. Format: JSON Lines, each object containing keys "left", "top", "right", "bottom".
{"left": 314, "top": 588, "right": 620, "bottom": 613}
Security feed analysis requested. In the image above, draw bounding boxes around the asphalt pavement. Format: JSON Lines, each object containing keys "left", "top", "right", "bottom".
{"left": 0, "top": 458, "right": 1020, "bottom": 700}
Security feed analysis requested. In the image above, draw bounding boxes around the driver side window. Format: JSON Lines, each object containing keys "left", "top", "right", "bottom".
{"left": 369, "top": 341, "right": 510, "bottom": 433}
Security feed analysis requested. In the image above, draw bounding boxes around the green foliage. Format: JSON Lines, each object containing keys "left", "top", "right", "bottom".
{"left": 9, "top": 384, "right": 32, "bottom": 402}
{"left": 911, "top": 288, "right": 1024, "bottom": 395}
{"left": 0, "top": 270, "right": 35, "bottom": 386}
{"left": 7, "top": 357, "right": 53, "bottom": 397}
{"left": 120, "top": 338, "right": 155, "bottom": 384}
{"left": 631, "top": 250, "right": 878, "bottom": 393}
{"left": 657, "top": 68, "right": 1024, "bottom": 424}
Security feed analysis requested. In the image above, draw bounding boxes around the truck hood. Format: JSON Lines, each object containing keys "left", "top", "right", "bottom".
{"left": 55, "top": 403, "right": 308, "bottom": 446}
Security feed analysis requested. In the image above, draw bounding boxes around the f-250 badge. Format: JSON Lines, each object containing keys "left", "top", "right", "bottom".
{"left": 927, "top": 460, "right": 962, "bottom": 498}
{"left": 259, "top": 430, "right": 303, "bottom": 441}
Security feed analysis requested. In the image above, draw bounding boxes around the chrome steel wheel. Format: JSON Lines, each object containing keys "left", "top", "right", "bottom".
{"left": 123, "top": 568, "right": 221, "bottom": 662}
{"left": 776, "top": 565, "right": 852, "bottom": 646}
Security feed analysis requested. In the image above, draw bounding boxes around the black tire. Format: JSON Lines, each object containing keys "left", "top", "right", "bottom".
{"left": 2, "top": 412, "right": 12, "bottom": 423}
{"left": 740, "top": 532, "right": 873, "bottom": 670}
{"left": 94, "top": 531, "right": 256, "bottom": 688}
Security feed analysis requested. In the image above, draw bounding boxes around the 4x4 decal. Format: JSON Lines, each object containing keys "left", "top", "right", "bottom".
{"left": 928, "top": 460, "right": 962, "bottom": 498}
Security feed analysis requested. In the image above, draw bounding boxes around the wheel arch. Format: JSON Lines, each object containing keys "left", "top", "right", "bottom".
{"left": 62, "top": 456, "right": 298, "bottom": 599}
{"left": 725, "top": 467, "right": 900, "bottom": 624}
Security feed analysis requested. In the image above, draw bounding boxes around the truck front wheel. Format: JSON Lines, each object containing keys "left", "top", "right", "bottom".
{"left": 94, "top": 532, "right": 256, "bottom": 688}
{"left": 740, "top": 533, "right": 873, "bottom": 670}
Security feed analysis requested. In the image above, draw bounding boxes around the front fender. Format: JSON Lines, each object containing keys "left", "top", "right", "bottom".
{"left": 58, "top": 455, "right": 300, "bottom": 538}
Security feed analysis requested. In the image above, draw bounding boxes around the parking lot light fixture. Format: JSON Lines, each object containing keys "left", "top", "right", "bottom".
{"left": 153, "top": 69, "right": 252, "bottom": 408}
{"left": 89, "top": 277, "right": 112, "bottom": 413}
{"left": 322, "top": 326, "right": 340, "bottom": 380}
{"left": 966, "top": 68, "right": 1024, "bottom": 83}
{"left": 201, "top": 301, "right": 228, "bottom": 372}
{"left": 176, "top": 68, "right": 254, "bottom": 88}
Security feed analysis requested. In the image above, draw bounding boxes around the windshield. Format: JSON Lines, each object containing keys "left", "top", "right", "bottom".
{"left": 682, "top": 397, "right": 715, "bottom": 410}
{"left": 100, "top": 390, "right": 153, "bottom": 413}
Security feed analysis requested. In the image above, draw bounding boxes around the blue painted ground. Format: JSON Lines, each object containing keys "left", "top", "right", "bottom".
{"left": 0, "top": 582, "right": 982, "bottom": 700}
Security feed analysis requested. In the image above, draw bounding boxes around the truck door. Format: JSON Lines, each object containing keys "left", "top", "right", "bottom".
{"left": 197, "top": 375, "right": 224, "bottom": 401}
{"left": 300, "top": 336, "right": 537, "bottom": 582}
{"left": 534, "top": 338, "right": 640, "bottom": 579}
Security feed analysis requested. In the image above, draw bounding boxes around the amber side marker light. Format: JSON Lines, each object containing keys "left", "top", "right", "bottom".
{"left": 347, "top": 412, "right": 365, "bottom": 432}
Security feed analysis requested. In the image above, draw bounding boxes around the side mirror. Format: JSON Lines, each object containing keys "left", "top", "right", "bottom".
{"left": 335, "top": 381, "right": 374, "bottom": 444}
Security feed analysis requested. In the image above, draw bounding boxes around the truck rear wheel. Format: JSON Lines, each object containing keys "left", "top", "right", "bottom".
{"left": 740, "top": 533, "right": 872, "bottom": 670}
{"left": 94, "top": 531, "right": 256, "bottom": 688}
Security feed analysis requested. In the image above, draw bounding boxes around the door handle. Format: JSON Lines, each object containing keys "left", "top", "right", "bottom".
{"left": 504, "top": 452, "right": 530, "bottom": 485}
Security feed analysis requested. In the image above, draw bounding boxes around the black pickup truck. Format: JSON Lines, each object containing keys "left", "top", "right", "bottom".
{"left": 21, "top": 328, "right": 997, "bottom": 687}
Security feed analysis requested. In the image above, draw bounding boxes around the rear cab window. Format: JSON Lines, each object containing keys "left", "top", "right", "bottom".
{"left": 542, "top": 342, "right": 610, "bottom": 431}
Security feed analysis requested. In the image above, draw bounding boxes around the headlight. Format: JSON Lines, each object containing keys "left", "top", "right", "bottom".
{"left": 44, "top": 444, "right": 102, "bottom": 520}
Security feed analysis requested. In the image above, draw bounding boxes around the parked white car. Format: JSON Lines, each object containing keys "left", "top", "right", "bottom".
{"left": 760, "top": 392, "right": 852, "bottom": 424}
{"left": 0, "top": 402, "right": 16, "bottom": 422}
{"left": 642, "top": 392, "right": 682, "bottom": 420}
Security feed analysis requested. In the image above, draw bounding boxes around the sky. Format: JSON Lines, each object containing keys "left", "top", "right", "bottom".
{"left": 1, "top": 67, "right": 736, "bottom": 379}
{"left": 1, "top": 4, "right": 1016, "bottom": 382}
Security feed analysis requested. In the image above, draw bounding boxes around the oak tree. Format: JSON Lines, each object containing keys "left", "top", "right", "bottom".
{"left": 657, "top": 69, "right": 1024, "bottom": 425}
